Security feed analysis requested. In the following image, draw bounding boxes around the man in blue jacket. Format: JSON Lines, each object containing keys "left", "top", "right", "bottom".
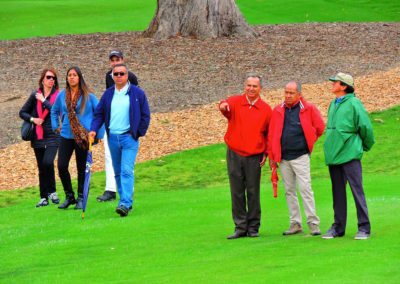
{"left": 97, "top": 50, "right": 140, "bottom": 203}
{"left": 90, "top": 63, "right": 150, "bottom": 217}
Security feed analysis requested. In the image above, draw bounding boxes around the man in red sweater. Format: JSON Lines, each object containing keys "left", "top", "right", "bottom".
{"left": 268, "top": 81, "right": 325, "bottom": 236}
{"left": 219, "top": 74, "right": 272, "bottom": 239}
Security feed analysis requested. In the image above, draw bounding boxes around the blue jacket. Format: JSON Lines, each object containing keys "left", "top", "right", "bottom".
{"left": 51, "top": 90, "right": 105, "bottom": 139}
{"left": 91, "top": 84, "right": 150, "bottom": 140}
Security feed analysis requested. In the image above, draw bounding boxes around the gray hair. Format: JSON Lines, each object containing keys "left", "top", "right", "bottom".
{"left": 112, "top": 63, "right": 129, "bottom": 72}
{"left": 287, "top": 80, "right": 302, "bottom": 93}
{"left": 246, "top": 73, "right": 263, "bottom": 87}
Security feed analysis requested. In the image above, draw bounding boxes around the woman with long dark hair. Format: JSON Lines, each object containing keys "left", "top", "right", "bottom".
{"left": 51, "top": 66, "right": 103, "bottom": 210}
{"left": 19, "top": 68, "right": 61, "bottom": 207}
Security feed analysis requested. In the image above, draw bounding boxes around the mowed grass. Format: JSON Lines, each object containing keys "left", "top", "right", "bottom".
{"left": 237, "top": 0, "right": 400, "bottom": 24}
{"left": 0, "top": 0, "right": 156, "bottom": 40}
{"left": 0, "top": 106, "right": 399, "bottom": 283}
{"left": 1, "top": 0, "right": 399, "bottom": 40}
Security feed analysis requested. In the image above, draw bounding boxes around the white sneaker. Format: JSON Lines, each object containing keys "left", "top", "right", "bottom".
{"left": 48, "top": 192, "right": 60, "bottom": 204}
{"left": 354, "top": 231, "right": 370, "bottom": 240}
{"left": 36, "top": 198, "right": 49, "bottom": 207}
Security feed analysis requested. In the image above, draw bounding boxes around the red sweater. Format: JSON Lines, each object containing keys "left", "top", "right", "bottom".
{"left": 220, "top": 94, "right": 272, "bottom": 156}
{"left": 268, "top": 98, "right": 325, "bottom": 162}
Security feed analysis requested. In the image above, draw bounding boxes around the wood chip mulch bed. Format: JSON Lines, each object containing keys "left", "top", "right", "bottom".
{"left": 1, "top": 67, "right": 399, "bottom": 191}
{"left": 1, "top": 22, "right": 399, "bottom": 147}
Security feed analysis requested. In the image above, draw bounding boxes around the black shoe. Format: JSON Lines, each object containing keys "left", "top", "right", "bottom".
{"left": 74, "top": 198, "right": 83, "bottom": 210}
{"left": 97, "top": 191, "right": 116, "bottom": 202}
{"left": 115, "top": 205, "right": 130, "bottom": 217}
{"left": 227, "top": 231, "right": 247, "bottom": 240}
{"left": 247, "top": 231, "right": 259, "bottom": 238}
{"left": 58, "top": 198, "right": 76, "bottom": 209}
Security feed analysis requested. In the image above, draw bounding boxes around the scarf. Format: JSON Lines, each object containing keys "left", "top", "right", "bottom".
{"left": 36, "top": 88, "right": 59, "bottom": 140}
{"left": 66, "top": 90, "right": 89, "bottom": 150}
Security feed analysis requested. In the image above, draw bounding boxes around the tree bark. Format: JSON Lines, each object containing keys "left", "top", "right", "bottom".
{"left": 143, "top": 0, "right": 258, "bottom": 39}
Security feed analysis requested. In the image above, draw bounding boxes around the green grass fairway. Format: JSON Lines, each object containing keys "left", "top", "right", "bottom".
{"left": 237, "top": 0, "right": 400, "bottom": 25}
{"left": 0, "top": 107, "right": 399, "bottom": 283}
{"left": 1, "top": 0, "right": 399, "bottom": 40}
{"left": 0, "top": 0, "right": 156, "bottom": 40}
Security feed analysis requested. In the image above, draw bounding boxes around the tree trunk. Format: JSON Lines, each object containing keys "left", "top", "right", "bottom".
{"left": 143, "top": 0, "right": 258, "bottom": 39}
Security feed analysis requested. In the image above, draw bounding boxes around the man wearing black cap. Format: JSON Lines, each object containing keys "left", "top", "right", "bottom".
{"left": 106, "top": 50, "right": 138, "bottom": 89}
{"left": 97, "top": 50, "right": 139, "bottom": 202}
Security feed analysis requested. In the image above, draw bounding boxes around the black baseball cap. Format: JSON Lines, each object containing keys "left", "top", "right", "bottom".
{"left": 109, "top": 50, "right": 123, "bottom": 59}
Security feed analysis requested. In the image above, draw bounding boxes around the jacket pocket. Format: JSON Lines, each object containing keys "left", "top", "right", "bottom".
{"left": 324, "top": 128, "right": 345, "bottom": 164}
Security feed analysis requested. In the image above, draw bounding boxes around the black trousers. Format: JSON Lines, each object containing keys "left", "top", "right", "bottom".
{"left": 227, "top": 148, "right": 263, "bottom": 234}
{"left": 57, "top": 137, "right": 87, "bottom": 199}
{"left": 329, "top": 159, "right": 370, "bottom": 235}
{"left": 33, "top": 146, "right": 58, "bottom": 199}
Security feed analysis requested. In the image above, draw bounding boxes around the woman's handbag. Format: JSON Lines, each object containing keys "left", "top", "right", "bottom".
{"left": 21, "top": 120, "right": 34, "bottom": 141}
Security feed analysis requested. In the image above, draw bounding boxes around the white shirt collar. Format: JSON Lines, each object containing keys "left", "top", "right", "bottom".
{"left": 246, "top": 95, "right": 259, "bottom": 107}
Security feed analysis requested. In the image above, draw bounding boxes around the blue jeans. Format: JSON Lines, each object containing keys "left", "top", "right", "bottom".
{"left": 107, "top": 133, "right": 139, "bottom": 208}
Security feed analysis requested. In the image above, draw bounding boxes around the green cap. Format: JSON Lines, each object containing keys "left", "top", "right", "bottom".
{"left": 329, "top": 72, "right": 354, "bottom": 87}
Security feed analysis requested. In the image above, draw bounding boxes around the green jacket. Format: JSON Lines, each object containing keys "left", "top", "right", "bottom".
{"left": 324, "top": 93, "right": 375, "bottom": 165}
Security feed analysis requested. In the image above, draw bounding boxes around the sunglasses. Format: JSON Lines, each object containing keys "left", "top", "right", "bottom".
{"left": 113, "top": 72, "right": 126, "bottom": 77}
{"left": 46, "top": 75, "right": 56, "bottom": 80}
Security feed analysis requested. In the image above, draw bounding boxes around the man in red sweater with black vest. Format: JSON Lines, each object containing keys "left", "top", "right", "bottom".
{"left": 219, "top": 74, "right": 272, "bottom": 239}
{"left": 268, "top": 81, "right": 325, "bottom": 236}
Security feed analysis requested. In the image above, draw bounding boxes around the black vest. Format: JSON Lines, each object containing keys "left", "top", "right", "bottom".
{"left": 281, "top": 103, "right": 309, "bottom": 160}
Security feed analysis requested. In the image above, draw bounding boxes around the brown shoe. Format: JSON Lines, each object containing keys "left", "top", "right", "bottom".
{"left": 283, "top": 223, "right": 303, "bottom": 235}
{"left": 309, "top": 224, "right": 321, "bottom": 236}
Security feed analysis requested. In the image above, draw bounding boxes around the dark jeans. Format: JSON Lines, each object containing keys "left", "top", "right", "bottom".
{"left": 328, "top": 159, "right": 370, "bottom": 235}
{"left": 57, "top": 137, "right": 87, "bottom": 199}
{"left": 227, "top": 148, "right": 263, "bottom": 234}
{"left": 33, "top": 146, "right": 58, "bottom": 199}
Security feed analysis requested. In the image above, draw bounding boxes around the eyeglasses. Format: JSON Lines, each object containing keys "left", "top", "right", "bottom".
{"left": 113, "top": 72, "right": 126, "bottom": 77}
{"left": 46, "top": 75, "right": 56, "bottom": 80}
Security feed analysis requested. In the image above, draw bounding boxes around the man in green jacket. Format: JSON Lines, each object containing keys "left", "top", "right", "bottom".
{"left": 322, "top": 72, "right": 375, "bottom": 240}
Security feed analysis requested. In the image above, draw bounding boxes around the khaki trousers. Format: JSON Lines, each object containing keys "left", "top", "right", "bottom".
{"left": 280, "top": 154, "right": 319, "bottom": 226}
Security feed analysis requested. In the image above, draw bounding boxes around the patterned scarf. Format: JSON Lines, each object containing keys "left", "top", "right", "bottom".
{"left": 66, "top": 90, "right": 89, "bottom": 150}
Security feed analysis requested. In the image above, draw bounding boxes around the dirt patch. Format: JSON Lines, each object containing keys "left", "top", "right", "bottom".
{"left": 0, "top": 22, "right": 399, "bottom": 147}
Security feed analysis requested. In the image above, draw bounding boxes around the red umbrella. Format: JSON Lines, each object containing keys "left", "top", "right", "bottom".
{"left": 271, "top": 164, "right": 278, "bottom": 198}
